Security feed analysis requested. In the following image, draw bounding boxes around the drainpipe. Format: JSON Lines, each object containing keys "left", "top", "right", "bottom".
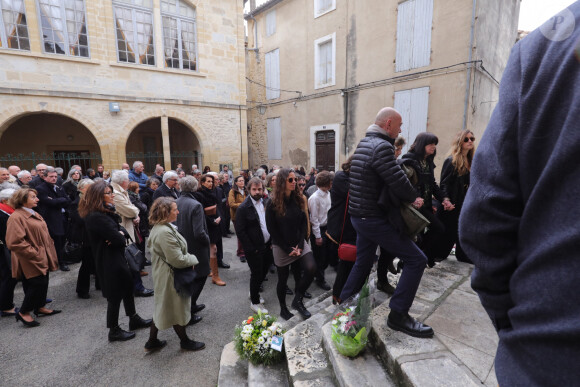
{"left": 247, "top": 15, "right": 260, "bottom": 62}
{"left": 463, "top": 0, "right": 477, "bottom": 130}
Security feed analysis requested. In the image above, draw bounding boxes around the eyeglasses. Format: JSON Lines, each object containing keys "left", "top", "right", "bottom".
{"left": 298, "top": 183, "right": 306, "bottom": 187}
{"left": 287, "top": 178, "right": 296, "bottom": 183}
{"left": 464, "top": 137, "right": 476, "bottom": 143}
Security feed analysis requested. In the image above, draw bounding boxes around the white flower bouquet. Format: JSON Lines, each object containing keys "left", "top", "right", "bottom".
{"left": 234, "top": 311, "right": 286, "bottom": 365}
{"left": 331, "top": 279, "right": 373, "bottom": 357}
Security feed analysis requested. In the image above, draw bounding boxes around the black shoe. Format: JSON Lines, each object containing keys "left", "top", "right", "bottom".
{"left": 16, "top": 313, "right": 40, "bottom": 327}
{"left": 291, "top": 296, "right": 311, "bottom": 319}
{"left": 259, "top": 284, "right": 264, "bottom": 292}
{"left": 285, "top": 286, "right": 294, "bottom": 295}
{"left": 377, "top": 280, "right": 396, "bottom": 295}
{"left": 145, "top": 338, "right": 167, "bottom": 352}
{"left": 218, "top": 261, "right": 230, "bottom": 269}
{"left": 35, "top": 309, "right": 62, "bottom": 316}
{"left": 144, "top": 259, "right": 152, "bottom": 266}
{"left": 129, "top": 314, "right": 153, "bottom": 330}
{"left": 134, "top": 289, "right": 154, "bottom": 297}
{"left": 181, "top": 339, "right": 206, "bottom": 351}
{"left": 397, "top": 260, "right": 404, "bottom": 273}
{"left": 60, "top": 264, "right": 70, "bottom": 272}
{"left": 239, "top": 256, "right": 246, "bottom": 263}
{"left": 46, "top": 298, "right": 53, "bottom": 303}
{"left": 269, "top": 264, "right": 276, "bottom": 274}
{"left": 188, "top": 315, "right": 203, "bottom": 326}
{"left": 77, "top": 292, "right": 90, "bottom": 299}
{"left": 192, "top": 304, "right": 206, "bottom": 313}
{"left": 316, "top": 281, "right": 331, "bottom": 291}
{"left": 427, "top": 258, "right": 436, "bottom": 268}
{"left": 387, "top": 260, "right": 398, "bottom": 275}
{"left": 280, "top": 307, "right": 294, "bottom": 320}
{"left": 303, "top": 291, "right": 312, "bottom": 299}
{"left": 387, "top": 310, "right": 434, "bottom": 338}
{"left": 109, "top": 326, "right": 136, "bottom": 342}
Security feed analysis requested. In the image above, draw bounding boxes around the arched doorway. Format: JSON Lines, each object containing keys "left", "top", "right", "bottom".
{"left": 125, "top": 117, "right": 201, "bottom": 174}
{"left": 0, "top": 113, "right": 101, "bottom": 172}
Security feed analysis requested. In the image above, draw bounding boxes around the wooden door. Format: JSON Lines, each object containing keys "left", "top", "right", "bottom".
{"left": 315, "top": 130, "right": 335, "bottom": 171}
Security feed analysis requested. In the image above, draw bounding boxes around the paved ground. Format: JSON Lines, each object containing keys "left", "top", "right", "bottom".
{"left": 0, "top": 228, "right": 336, "bottom": 387}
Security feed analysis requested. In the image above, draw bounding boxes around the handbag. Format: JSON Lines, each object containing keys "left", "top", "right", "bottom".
{"left": 124, "top": 235, "right": 145, "bottom": 272}
{"left": 400, "top": 203, "right": 430, "bottom": 239}
{"left": 204, "top": 205, "right": 217, "bottom": 216}
{"left": 160, "top": 225, "right": 198, "bottom": 296}
{"left": 63, "top": 241, "right": 83, "bottom": 263}
{"left": 337, "top": 193, "right": 357, "bottom": 262}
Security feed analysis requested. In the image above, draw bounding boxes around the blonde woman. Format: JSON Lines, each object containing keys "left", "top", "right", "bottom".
{"left": 434, "top": 130, "right": 476, "bottom": 263}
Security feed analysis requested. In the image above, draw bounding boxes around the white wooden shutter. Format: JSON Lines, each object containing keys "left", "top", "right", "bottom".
{"left": 265, "top": 49, "right": 280, "bottom": 100}
{"left": 396, "top": 0, "right": 432, "bottom": 72}
{"left": 267, "top": 117, "right": 282, "bottom": 160}
{"left": 266, "top": 10, "right": 276, "bottom": 37}
{"left": 394, "top": 87, "right": 429, "bottom": 152}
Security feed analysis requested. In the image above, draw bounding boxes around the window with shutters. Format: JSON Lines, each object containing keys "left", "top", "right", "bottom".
{"left": 265, "top": 48, "right": 280, "bottom": 100}
{"left": 37, "top": 0, "right": 89, "bottom": 57}
{"left": 161, "top": 0, "right": 197, "bottom": 71}
{"left": 267, "top": 117, "right": 282, "bottom": 160}
{"left": 0, "top": 0, "right": 30, "bottom": 51}
{"left": 394, "top": 87, "right": 430, "bottom": 153}
{"left": 265, "top": 9, "right": 275, "bottom": 37}
{"left": 395, "top": 0, "right": 433, "bottom": 72}
{"left": 314, "top": 33, "right": 335, "bottom": 89}
{"left": 314, "top": 0, "right": 335, "bottom": 18}
{"left": 113, "top": 0, "right": 155, "bottom": 65}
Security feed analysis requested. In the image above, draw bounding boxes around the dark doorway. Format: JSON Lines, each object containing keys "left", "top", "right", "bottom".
{"left": 53, "top": 150, "right": 95, "bottom": 174}
{"left": 315, "top": 130, "right": 335, "bottom": 172}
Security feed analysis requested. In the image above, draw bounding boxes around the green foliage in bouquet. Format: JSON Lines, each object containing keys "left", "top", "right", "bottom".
{"left": 234, "top": 311, "right": 286, "bottom": 366}
{"left": 331, "top": 278, "right": 373, "bottom": 357}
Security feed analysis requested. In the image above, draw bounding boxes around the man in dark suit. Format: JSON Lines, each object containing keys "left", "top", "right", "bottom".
{"left": 152, "top": 170, "right": 179, "bottom": 200}
{"left": 235, "top": 177, "right": 273, "bottom": 314}
{"left": 36, "top": 167, "right": 71, "bottom": 271}
{"left": 459, "top": 4, "right": 580, "bottom": 385}
{"left": 28, "top": 163, "right": 47, "bottom": 189}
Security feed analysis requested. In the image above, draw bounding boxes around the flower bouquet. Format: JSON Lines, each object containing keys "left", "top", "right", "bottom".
{"left": 331, "top": 279, "right": 373, "bottom": 357}
{"left": 234, "top": 311, "right": 286, "bottom": 365}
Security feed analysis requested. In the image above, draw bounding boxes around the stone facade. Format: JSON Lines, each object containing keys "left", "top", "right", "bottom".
{"left": 245, "top": 0, "right": 520, "bottom": 171}
{"left": 0, "top": 0, "right": 248, "bottom": 173}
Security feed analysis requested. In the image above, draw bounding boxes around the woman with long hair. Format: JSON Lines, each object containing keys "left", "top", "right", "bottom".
{"left": 434, "top": 130, "right": 476, "bottom": 263}
{"left": 79, "top": 181, "right": 151, "bottom": 341}
{"left": 145, "top": 197, "right": 204, "bottom": 352}
{"left": 266, "top": 168, "right": 316, "bottom": 320}
{"left": 228, "top": 175, "right": 247, "bottom": 263}
{"left": 63, "top": 168, "right": 82, "bottom": 200}
{"left": 194, "top": 174, "right": 226, "bottom": 286}
{"left": 401, "top": 132, "right": 452, "bottom": 267}
{"left": 6, "top": 188, "right": 60, "bottom": 327}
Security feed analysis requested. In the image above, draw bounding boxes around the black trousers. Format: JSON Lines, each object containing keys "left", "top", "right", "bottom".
{"left": 276, "top": 252, "right": 316, "bottom": 308}
{"left": 216, "top": 236, "right": 224, "bottom": 264}
{"left": 310, "top": 225, "right": 329, "bottom": 283}
{"left": 76, "top": 245, "right": 99, "bottom": 295}
{"left": 332, "top": 258, "right": 355, "bottom": 300}
{"left": 50, "top": 232, "right": 66, "bottom": 266}
{"left": 378, "top": 248, "right": 396, "bottom": 282}
{"left": 0, "top": 245, "right": 18, "bottom": 311}
{"left": 20, "top": 274, "right": 49, "bottom": 313}
{"left": 190, "top": 276, "right": 207, "bottom": 310}
{"left": 435, "top": 209, "right": 472, "bottom": 263}
{"left": 106, "top": 293, "right": 136, "bottom": 328}
{"left": 246, "top": 248, "right": 273, "bottom": 305}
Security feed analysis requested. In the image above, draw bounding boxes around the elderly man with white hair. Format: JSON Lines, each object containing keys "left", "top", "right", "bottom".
{"left": 16, "top": 170, "right": 32, "bottom": 187}
{"left": 0, "top": 168, "right": 10, "bottom": 184}
{"left": 128, "top": 161, "right": 148, "bottom": 190}
{"left": 152, "top": 170, "right": 179, "bottom": 200}
{"left": 28, "top": 163, "right": 48, "bottom": 189}
{"left": 110, "top": 170, "right": 153, "bottom": 297}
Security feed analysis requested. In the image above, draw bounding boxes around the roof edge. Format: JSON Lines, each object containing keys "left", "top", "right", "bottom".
{"left": 244, "top": 0, "right": 287, "bottom": 19}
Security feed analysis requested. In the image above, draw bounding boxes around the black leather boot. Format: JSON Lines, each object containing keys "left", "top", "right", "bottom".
{"left": 279, "top": 306, "right": 294, "bottom": 320}
{"left": 129, "top": 314, "right": 153, "bottom": 330}
{"left": 387, "top": 310, "right": 434, "bottom": 338}
{"left": 291, "top": 294, "right": 311, "bottom": 319}
{"left": 108, "top": 325, "right": 136, "bottom": 342}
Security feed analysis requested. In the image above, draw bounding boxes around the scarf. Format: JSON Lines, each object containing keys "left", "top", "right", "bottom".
{"left": 0, "top": 202, "right": 14, "bottom": 215}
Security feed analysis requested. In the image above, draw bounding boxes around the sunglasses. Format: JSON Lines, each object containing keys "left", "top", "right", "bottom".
{"left": 298, "top": 183, "right": 306, "bottom": 187}
{"left": 464, "top": 137, "right": 476, "bottom": 143}
{"left": 287, "top": 178, "right": 296, "bottom": 183}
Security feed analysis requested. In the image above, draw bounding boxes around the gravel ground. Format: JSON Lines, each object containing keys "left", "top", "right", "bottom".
{"left": 0, "top": 227, "right": 336, "bottom": 387}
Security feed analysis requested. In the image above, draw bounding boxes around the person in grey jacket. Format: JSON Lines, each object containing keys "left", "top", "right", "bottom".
{"left": 340, "top": 107, "right": 432, "bottom": 338}
{"left": 459, "top": 4, "right": 580, "bottom": 385}
{"left": 175, "top": 176, "right": 210, "bottom": 325}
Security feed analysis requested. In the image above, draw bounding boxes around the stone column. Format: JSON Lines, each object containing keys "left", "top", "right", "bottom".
{"left": 161, "top": 116, "right": 171, "bottom": 171}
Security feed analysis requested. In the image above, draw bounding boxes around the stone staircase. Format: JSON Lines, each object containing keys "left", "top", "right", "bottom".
{"left": 217, "top": 258, "right": 498, "bottom": 387}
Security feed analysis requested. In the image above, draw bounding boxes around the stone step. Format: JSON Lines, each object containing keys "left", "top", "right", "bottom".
{"left": 248, "top": 362, "right": 290, "bottom": 387}
{"left": 217, "top": 342, "right": 248, "bottom": 387}
{"left": 321, "top": 321, "right": 396, "bottom": 387}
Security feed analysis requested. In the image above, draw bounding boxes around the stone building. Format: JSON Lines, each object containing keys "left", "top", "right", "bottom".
{"left": 245, "top": 0, "right": 520, "bottom": 171}
{"left": 0, "top": 0, "right": 247, "bottom": 174}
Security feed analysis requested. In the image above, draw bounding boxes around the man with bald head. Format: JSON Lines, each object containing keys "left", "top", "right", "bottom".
{"left": 341, "top": 107, "right": 433, "bottom": 338}
{"left": 7, "top": 166, "right": 20, "bottom": 183}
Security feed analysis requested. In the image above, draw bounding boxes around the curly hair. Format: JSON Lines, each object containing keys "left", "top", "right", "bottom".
{"left": 270, "top": 168, "right": 304, "bottom": 217}
{"left": 449, "top": 130, "right": 475, "bottom": 176}
{"left": 149, "top": 197, "right": 176, "bottom": 225}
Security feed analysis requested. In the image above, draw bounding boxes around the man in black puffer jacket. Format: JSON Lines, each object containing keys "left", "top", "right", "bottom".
{"left": 340, "top": 107, "right": 433, "bottom": 338}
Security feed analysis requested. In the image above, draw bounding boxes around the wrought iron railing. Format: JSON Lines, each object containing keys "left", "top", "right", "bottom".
{"left": 0, "top": 152, "right": 102, "bottom": 174}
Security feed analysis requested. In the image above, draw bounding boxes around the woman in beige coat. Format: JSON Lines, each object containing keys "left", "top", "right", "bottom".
{"left": 145, "top": 197, "right": 204, "bottom": 352}
{"left": 6, "top": 188, "right": 60, "bottom": 327}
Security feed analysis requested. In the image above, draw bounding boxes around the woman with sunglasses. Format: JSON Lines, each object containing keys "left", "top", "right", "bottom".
{"left": 401, "top": 132, "right": 451, "bottom": 267}
{"left": 433, "top": 130, "right": 476, "bottom": 264}
{"left": 79, "top": 181, "right": 152, "bottom": 341}
{"left": 266, "top": 168, "right": 316, "bottom": 320}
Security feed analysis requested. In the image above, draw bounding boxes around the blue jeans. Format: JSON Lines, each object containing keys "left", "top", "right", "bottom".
{"left": 340, "top": 216, "right": 427, "bottom": 314}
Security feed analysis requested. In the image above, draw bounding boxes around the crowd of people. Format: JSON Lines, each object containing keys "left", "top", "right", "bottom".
{"left": 0, "top": 115, "right": 475, "bottom": 350}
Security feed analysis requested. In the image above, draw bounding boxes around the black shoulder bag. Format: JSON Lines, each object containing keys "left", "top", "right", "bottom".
{"left": 159, "top": 226, "right": 197, "bottom": 297}
{"left": 124, "top": 234, "right": 145, "bottom": 272}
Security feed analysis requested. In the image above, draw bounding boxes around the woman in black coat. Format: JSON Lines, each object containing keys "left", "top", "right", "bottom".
{"left": 79, "top": 181, "right": 152, "bottom": 342}
{"left": 434, "top": 130, "right": 475, "bottom": 264}
{"left": 140, "top": 177, "right": 159, "bottom": 211}
{"left": 62, "top": 169, "right": 82, "bottom": 201}
{"left": 401, "top": 132, "right": 453, "bottom": 267}
{"left": 194, "top": 174, "right": 226, "bottom": 286}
